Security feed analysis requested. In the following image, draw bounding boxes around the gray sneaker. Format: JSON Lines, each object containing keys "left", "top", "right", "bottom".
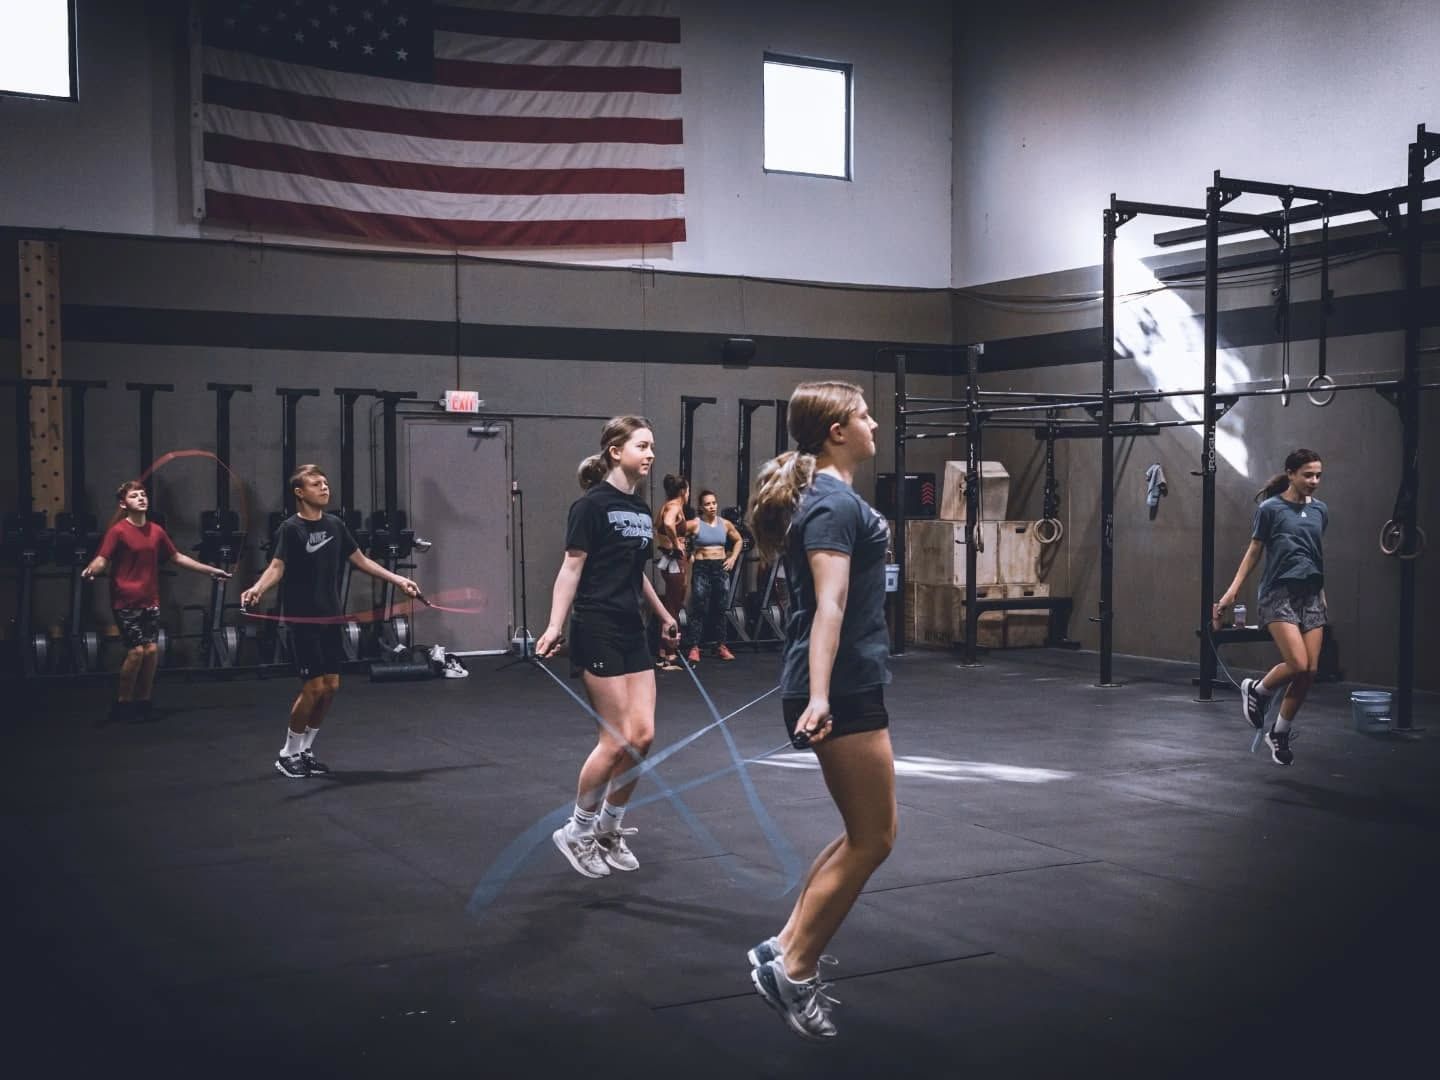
{"left": 747, "top": 936, "right": 783, "bottom": 968}
{"left": 552, "top": 823, "right": 611, "bottom": 878}
{"left": 750, "top": 957, "right": 839, "bottom": 1040}
{"left": 594, "top": 826, "right": 639, "bottom": 872}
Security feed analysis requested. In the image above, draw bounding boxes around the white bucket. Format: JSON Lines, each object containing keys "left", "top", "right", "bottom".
{"left": 1350, "top": 690, "right": 1392, "bottom": 734}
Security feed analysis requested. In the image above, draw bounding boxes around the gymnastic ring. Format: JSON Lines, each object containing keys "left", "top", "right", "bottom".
{"left": 1034, "top": 517, "right": 1064, "bottom": 545}
{"left": 1380, "top": 520, "right": 1428, "bottom": 559}
{"left": 1280, "top": 371, "right": 1291, "bottom": 408}
{"left": 1306, "top": 374, "right": 1336, "bottom": 408}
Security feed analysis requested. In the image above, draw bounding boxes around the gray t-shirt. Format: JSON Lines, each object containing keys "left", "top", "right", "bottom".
{"left": 1252, "top": 495, "right": 1328, "bottom": 597}
{"left": 780, "top": 473, "right": 892, "bottom": 699}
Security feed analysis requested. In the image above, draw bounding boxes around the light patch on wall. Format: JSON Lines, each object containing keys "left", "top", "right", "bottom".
{"left": 757, "top": 753, "right": 1075, "bottom": 784}
{"left": 1114, "top": 254, "right": 1254, "bottom": 480}
{"left": 0, "top": 0, "right": 75, "bottom": 100}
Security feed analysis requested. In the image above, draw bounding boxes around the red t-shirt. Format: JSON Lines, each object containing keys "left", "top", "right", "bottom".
{"left": 97, "top": 519, "right": 177, "bottom": 610}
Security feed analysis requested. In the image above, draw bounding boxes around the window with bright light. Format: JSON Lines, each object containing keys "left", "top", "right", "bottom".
{"left": 0, "top": 0, "right": 78, "bottom": 100}
{"left": 763, "top": 54, "right": 851, "bottom": 180}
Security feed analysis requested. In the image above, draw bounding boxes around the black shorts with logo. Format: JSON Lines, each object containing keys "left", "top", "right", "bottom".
{"left": 569, "top": 614, "right": 651, "bottom": 679}
{"left": 783, "top": 687, "right": 890, "bottom": 746}
{"left": 290, "top": 623, "right": 345, "bottom": 681}
{"left": 114, "top": 606, "right": 161, "bottom": 648}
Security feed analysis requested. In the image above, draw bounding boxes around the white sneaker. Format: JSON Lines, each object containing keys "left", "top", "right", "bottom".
{"left": 552, "top": 823, "right": 611, "bottom": 878}
{"left": 594, "top": 826, "right": 639, "bottom": 872}
{"left": 750, "top": 958, "right": 839, "bottom": 1040}
{"left": 442, "top": 656, "right": 469, "bottom": 678}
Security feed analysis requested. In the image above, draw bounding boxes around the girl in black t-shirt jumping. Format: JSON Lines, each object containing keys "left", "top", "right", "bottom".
{"left": 536, "top": 416, "right": 680, "bottom": 879}
{"left": 743, "top": 381, "right": 895, "bottom": 1041}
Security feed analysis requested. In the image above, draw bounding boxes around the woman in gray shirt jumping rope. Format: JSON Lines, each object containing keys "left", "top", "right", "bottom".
{"left": 1215, "top": 448, "right": 1328, "bottom": 766}
{"left": 743, "top": 381, "right": 896, "bottom": 1040}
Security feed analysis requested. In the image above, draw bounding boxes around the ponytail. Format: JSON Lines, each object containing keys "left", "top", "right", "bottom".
{"left": 577, "top": 453, "right": 610, "bottom": 491}
{"left": 1256, "top": 473, "right": 1290, "bottom": 502}
{"left": 1255, "top": 447, "right": 1321, "bottom": 503}
{"left": 747, "top": 450, "right": 818, "bottom": 560}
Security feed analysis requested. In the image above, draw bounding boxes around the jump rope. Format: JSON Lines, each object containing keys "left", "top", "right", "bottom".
{"left": 130, "top": 447, "right": 810, "bottom": 912}
{"left": 1201, "top": 621, "right": 1290, "bottom": 754}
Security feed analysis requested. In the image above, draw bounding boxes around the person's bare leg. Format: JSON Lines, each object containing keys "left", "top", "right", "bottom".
{"left": 781, "top": 729, "right": 897, "bottom": 980}
{"left": 574, "top": 672, "right": 636, "bottom": 811}
{"left": 117, "top": 646, "right": 143, "bottom": 702}
{"left": 1278, "top": 626, "right": 1324, "bottom": 722}
{"left": 603, "top": 669, "right": 655, "bottom": 806}
{"left": 135, "top": 642, "right": 160, "bottom": 701}
{"left": 777, "top": 835, "right": 845, "bottom": 950}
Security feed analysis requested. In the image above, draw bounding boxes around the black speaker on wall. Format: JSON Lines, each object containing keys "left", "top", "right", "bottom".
{"left": 875, "top": 472, "right": 937, "bottom": 519}
{"left": 722, "top": 336, "right": 756, "bottom": 367}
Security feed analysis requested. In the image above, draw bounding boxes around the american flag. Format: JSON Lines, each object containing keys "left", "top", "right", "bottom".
{"left": 197, "top": 0, "right": 685, "bottom": 247}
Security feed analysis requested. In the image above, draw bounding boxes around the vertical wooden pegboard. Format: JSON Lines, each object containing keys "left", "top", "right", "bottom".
{"left": 19, "top": 240, "right": 63, "bottom": 518}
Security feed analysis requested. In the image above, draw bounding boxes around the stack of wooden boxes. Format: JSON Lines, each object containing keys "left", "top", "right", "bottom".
{"left": 901, "top": 461, "right": 1051, "bottom": 648}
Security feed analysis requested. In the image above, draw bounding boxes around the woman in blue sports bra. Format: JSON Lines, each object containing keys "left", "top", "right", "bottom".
{"left": 681, "top": 489, "right": 742, "bottom": 662}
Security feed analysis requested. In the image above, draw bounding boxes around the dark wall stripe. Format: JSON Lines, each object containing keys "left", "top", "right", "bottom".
{"left": 0, "top": 303, "right": 949, "bottom": 376}
{"left": 2, "top": 286, "right": 1433, "bottom": 378}
{"left": 977, "top": 286, "right": 1440, "bottom": 373}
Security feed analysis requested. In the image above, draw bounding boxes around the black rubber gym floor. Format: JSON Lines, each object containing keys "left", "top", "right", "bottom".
{"left": 5, "top": 648, "right": 1438, "bottom": 1079}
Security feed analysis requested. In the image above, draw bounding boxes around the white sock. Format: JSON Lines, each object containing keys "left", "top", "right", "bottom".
{"left": 567, "top": 804, "right": 598, "bottom": 839}
{"left": 282, "top": 729, "right": 305, "bottom": 757}
{"left": 1273, "top": 716, "right": 1292, "bottom": 734}
{"left": 597, "top": 800, "right": 627, "bottom": 836}
{"left": 1253, "top": 679, "right": 1276, "bottom": 698}
{"left": 301, "top": 727, "right": 319, "bottom": 752}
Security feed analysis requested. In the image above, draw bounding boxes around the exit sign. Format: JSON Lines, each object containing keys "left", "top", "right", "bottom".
{"left": 443, "top": 390, "right": 483, "bottom": 413}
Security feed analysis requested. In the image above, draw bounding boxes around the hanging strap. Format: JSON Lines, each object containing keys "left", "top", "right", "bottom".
{"left": 1308, "top": 212, "right": 1337, "bottom": 406}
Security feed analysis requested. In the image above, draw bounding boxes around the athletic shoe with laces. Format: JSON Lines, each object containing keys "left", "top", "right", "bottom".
{"left": 552, "top": 823, "right": 611, "bottom": 878}
{"left": 274, "top": 753, "right": 309, "bottom": 779}
{"left": 1265, "top": 725, "right": 1294, "bottom": 766}
{"left": 747, "top": 936, "right": 784, "bottom": 968}
{"left": 750, "top": 957, "right": 839, "bottom": 1040}
{"left": 715, "top": 644, "right": 736, "bottom": 661}
{"left": 686, "top": 646, "right": 702, "bottom": 664}
{"left": 594, "top": 826, "right": 640, "bottom": 872}
{"left": 300, "top": 749, "right": 330, "bottom": 775}
{"left": 1239, "top": 678, "right": 1266, "bottom": 730}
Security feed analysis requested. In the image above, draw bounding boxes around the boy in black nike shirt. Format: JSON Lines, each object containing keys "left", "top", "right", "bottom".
{"left": 241, "top": 464, "right": 421, "bottom": 778}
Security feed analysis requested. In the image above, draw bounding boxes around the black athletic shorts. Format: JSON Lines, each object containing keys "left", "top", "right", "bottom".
{"left": 290, "top": 623, "right": 345, "bottom": 681}
{"left": 569, "top": 615, "right": 651, "bottom": 679}
{"left": 114, "top": 606, "right": 161, "bottom": 649}
{"left": 783, "top": 687, "right": 889, "bottom": 746}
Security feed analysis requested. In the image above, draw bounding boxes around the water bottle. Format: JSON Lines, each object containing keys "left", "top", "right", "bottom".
{"left": 1232, "top": 603, "right": 1247, "bottom": 628}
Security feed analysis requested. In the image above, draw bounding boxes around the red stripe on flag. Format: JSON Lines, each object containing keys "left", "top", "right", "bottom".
{"left": 204, "top": 133, "right": 685, "bottom": 195}
{"left": 432, "top": 8, "right": 681, "bottom": 43}
{"left": 203, "top": 75, "right": 683, "bottom": 145}
{"left": 433, "top": 60, "right": 680, "bottom": 94}
{"left": 205, "top": 190, "right": 687, "bottom": 247}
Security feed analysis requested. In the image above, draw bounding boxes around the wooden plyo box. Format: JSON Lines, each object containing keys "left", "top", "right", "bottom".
{"left": 940, "top": 460, "right": 1010, "bottom": 521}
{"left": 904, "top": 582, "right": 1005, "bottom": 648}
{"left": 994, "top": 520, "right": 1041, "bottom": 584}
{"left": 905, "top": 520, "right": 999, "bottom": 587}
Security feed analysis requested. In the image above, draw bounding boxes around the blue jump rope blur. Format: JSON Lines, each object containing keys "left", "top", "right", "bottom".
{"left": 466, "top": 652, "right": 803, "bottom": 916}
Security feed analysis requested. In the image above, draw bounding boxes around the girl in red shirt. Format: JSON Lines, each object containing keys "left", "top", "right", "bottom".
{"left": 83, "top": 481, "right": 231, "bottom": 722}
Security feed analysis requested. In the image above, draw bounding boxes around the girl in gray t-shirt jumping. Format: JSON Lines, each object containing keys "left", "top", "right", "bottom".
{"left": 1215, "top": 448, "right": 1328, "bottom": 766}
{"left": 743, "top": 380, "right": 895, "bottom": 1041}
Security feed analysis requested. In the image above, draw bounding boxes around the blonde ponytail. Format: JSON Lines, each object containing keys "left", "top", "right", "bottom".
{"left": 748, "top": 450, "right": 818, "bottom": 559}
{"left": 747, "top": 380, "right": 867, "bottom": 559}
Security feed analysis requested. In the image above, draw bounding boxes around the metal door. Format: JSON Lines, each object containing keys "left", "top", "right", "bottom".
{"left": 404, "top": 418, "right": 513, "bottom": 654}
